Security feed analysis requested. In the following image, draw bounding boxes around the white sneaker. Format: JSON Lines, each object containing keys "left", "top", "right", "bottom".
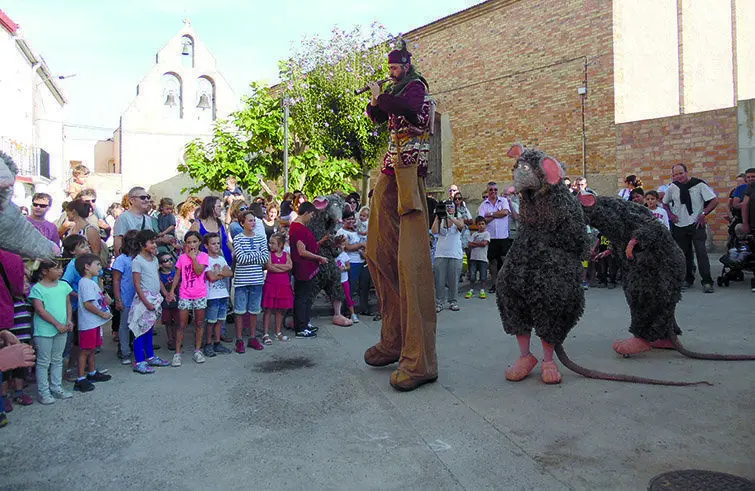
{"left": 351, "top": 313, "right": 360, "bottom": 323}
{"left": 39, "top": 393, "right": 56, "bottom": 405}
{"left": 121, "top": 357, "right": 131, "bottom": 366}
{"left": 193, "top": 350, "right": 206, "bottom": 364}
{"left": 171, "top": 353, "right": 182, "bottom": 367}
{"left": 51, "top": 389, "right": 73, "bottom": 400}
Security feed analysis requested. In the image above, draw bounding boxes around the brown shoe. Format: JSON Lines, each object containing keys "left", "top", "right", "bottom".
{"left": 390, "top": 370, "right": 438, "bottom": 392}
{"left": 364, "top": 346, "right": 399, "bottom": 367}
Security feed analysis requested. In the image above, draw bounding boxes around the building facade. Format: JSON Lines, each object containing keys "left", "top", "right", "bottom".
{"left": 404, "top": 0, "right": 753, "bottom": 244}
{"left": 0, "top": 9, "right": 66, "bottom": 206}
{"left": 113, "top": 20, "right": 237, "bottom": 195}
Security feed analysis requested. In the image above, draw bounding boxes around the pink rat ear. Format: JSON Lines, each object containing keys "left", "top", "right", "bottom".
{"left": 313, "top": 197, "right": 329, "bottom": 211}
{"left": 541, "top": 157, "right": 563, "bottom": 185}
{"left": 507, "top": 143, "right": 524, "bottom": 158}
{"left": 578, "top": 192, "right": 596, "bottom": 207}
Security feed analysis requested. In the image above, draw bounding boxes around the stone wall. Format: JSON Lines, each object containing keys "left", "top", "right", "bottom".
{"left": 615, "top": 107, "right": 739, "bottom": 244}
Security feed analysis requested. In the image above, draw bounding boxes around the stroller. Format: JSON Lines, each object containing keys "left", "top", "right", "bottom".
{"left": 716, "top": 223, "right": 755, "bottom": 288}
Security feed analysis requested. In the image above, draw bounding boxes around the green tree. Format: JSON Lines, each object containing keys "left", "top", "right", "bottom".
{"left": 280, "top": 23, "right": 395, "bottom": 198}
{"left": 179, "top": 83, "right": 284, "bottom": 195}
{"left": 180, "top": 83, "right": 363, "bottom": 198}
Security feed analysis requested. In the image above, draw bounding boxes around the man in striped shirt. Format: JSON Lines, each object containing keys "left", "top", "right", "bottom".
{"left": 232, "top": 211, "right": 270, "bottom": 353}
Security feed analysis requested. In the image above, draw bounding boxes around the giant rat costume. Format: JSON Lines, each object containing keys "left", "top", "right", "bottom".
{"left": 363, "top": 42, "right": 437, "bottom": 392}
{"left": 579, "top": 194, "right": 755, "bottom": 361}
{"left": 498, "top": 144, "right": 709, "bottom": 386}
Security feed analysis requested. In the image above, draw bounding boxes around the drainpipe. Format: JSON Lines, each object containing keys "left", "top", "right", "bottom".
{"left": 580, "top": 57, "right": 588, "bottom": 178}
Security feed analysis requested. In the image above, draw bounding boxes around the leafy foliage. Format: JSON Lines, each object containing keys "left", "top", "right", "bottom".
{"left": 280, "top": 23, "right": 393, "bottom": 171}
{"left": 179, "top": 83, "right": 283, "bottom": 195}
{"left": 181, "top": 24, "right": 403, "bottom": 198}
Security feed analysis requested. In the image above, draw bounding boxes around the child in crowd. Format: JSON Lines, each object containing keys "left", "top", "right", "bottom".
{"left": 262, "top": 233, "right": 292, "bottom": 344}
{"left": 335, "top": 240, "right": 358, "bottom": 325}
{"left": 157, "top": 197, "right": 177, "bottom": 237}
{"left": 112, "top": 230, "right": 139, "bottom": 364}
{"left": 158, "top": 252, "right": 178, "bottom": 350}
{"left": 232, "top": 210, "right": 270, "bottom": 353}
{"left": 75, "top": 254, "right": 112, "bottom": 392}
{"left": 465, "top": 216, "right": 491, "bottom": 299}
{"left": 592, "top": 233, "right": 618, "bottom": 289}
{"left": 629, "top": 188, "right": 645, "bottom": 205}
{"left": 2, "top": 269, "right": 36, "bottom": 409}
{"left": 357, "top": 206, "right": 370, "bottom": 237}
{"left": 168, "top": 231, "right": 209, "bottom": 366}
{"left": 336, "top": 210, "right": 364, "bottom": 323}
{"left": 129, "top": 230, "right": 171, "bottom": 374}
{"left": 644, "top": 190, "right": 670, "bottom": 230}
{"left": 61, "top": 234, "right": 93, "bottom": 381}
{"left": 202, "top": 233, "right": 233, "bottom": 356}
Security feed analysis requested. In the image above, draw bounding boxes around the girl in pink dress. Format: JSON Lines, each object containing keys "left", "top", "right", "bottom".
{"left": 262, "top": 233, "right": 293, "bottom": 344}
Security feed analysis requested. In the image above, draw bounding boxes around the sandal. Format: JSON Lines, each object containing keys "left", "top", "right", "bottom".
{"left": 436, "top": 304, "right": 443, "bottom": 313}
{"left": 449, "top": 303, "right": 460, "bottom": 311}
{"left": 276, "top": 333, "right": 290, "bottom": 342}
{"left": 262, "top": 334, "right": 273, "bottom": 345}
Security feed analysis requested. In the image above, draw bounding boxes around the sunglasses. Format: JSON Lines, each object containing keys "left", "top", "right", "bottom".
{"left": 83, "top": 199, "right": 96, "bottom": 204}
{"left": 239, "top": 206, "right": 248, "bottom": 211}
{"left": 488, "top": 188, "right": 498, "bottom": 192}
{"left": 32, "top": 202, "right": 49, "bottom": 208}
{"left": 132, "top": 195, "right": 151, "bottom": 201}
{"left": 159, "top": 257, "right": 173, "bottom": 263}
{"left": 454, "top": 197, "right": 463, "bottom": 201}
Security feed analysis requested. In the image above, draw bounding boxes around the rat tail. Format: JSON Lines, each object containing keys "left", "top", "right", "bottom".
{"left": 555, "top": 344, "right": 712, "bottom": 386}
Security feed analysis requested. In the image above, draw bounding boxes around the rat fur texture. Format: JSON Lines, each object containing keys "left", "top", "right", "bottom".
{"left": 496, "top": 147, "right": 588, "bottom": 346}
{"left": 580, "top": 194, "right": 754, "bottom": 361}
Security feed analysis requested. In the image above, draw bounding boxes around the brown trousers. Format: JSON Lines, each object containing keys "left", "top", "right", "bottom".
{"left": 366, "top": 166, "right": 438, "bottom": 379}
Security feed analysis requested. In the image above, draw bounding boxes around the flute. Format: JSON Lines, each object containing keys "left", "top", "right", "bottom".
{"left": 353, "top": 78, "right": 390, "bottom": 96}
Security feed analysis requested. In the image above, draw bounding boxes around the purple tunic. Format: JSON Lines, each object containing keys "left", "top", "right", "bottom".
{"left": 27, "top": 217, "right": 60, "bottom": 246}
{"left": 366, "top": 80, "right": 432, "bottom": 176}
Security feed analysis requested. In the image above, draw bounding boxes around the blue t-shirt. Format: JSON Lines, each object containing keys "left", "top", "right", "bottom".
{"left": 112, "top": 254, "right": 135, "bottom": 308}
{"left": 159, "top": 268, "right": 178, "bottom": 309}
{"left": 732, "top": 183, "right": 749, "bottom": 200}
{"left": 62, "top": 260, "right": 99, "bottom": 312}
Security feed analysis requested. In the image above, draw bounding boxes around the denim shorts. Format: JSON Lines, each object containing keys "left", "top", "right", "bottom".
{"left": 206, "top": 297, "right": 229, "bottom": 323}
{"left": 234, "top": 284, "right": 263, "bottom": 315}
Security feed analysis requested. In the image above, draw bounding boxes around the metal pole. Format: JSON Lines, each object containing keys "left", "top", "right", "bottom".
{"left": 283, "top": 104, "right": 289, "bottom": 193}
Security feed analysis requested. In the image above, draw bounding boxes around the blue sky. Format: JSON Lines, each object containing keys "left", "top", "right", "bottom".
{"left": 4, "top": 0, "right": 480, "bottom": 139}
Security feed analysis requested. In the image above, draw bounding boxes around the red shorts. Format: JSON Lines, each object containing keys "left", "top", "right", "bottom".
{"left": 78, "top": 328, "right": 103, "bottom": 351}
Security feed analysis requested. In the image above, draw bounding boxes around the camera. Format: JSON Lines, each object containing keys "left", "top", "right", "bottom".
{"left": 435, "top": 200, "right": 451, "bottom": 219}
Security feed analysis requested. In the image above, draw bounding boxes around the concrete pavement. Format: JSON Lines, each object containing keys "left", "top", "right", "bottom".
{"left": 1, "top": 271, "right": 753, "bottom": 490}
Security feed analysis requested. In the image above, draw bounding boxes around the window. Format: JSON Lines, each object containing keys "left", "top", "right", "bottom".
{"left": 162, "top": 72, "right": 183, "bottom": 119}
{"left": 196, "top": 76, "right": 216, "bottom": 121}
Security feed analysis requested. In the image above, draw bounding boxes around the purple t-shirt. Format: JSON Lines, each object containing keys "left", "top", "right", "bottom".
{"left": 27, "top": 217, "right": 60, "bottom": 245}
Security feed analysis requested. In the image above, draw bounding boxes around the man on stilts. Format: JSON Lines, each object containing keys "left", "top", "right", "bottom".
{"left": 363, "top": 41, "right": 438, "bottom": 392}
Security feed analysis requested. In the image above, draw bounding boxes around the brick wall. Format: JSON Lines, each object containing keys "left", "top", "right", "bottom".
{"left": 615, "top": 107, "right": 739, "bottom": 245}
{"left": 401, "top": 0, "right": 616, "bottom": 202}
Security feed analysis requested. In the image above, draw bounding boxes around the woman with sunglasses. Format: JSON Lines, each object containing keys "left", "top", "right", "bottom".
{"left": 190, "top": 196, "right": 233, "bottom": 266}
{"left": 227, "top": 198, "right": 249, "bottom": 242}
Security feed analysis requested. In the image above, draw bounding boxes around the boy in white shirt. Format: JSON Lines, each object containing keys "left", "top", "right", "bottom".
{"left": 645, "top": 191, "right": 669, "bottom": 230}
{"left": 203, "top": 233, "right": 233, "bottom": 356}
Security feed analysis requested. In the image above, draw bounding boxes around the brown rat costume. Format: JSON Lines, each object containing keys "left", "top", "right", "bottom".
{"left": 363, "top": 43, "right": 437, "bottom": 392}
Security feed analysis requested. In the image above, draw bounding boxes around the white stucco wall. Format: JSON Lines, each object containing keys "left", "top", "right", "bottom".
{"left": 736, "top": 0, "right": 755, "bottom": 102}
{"left": 613, "top": 0, "right": 679, "bottom": 124}
{"left": 613, "top": 0, "right": 751, "bottom": 124}
{"left": 0, "top": 29, "right": 33, "bottom": 146}
{"left": 118, "top": 24, "right": 237, "bottom": 191}
{"left": 681, "top": 0, "right": 734, "bottom": 113}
